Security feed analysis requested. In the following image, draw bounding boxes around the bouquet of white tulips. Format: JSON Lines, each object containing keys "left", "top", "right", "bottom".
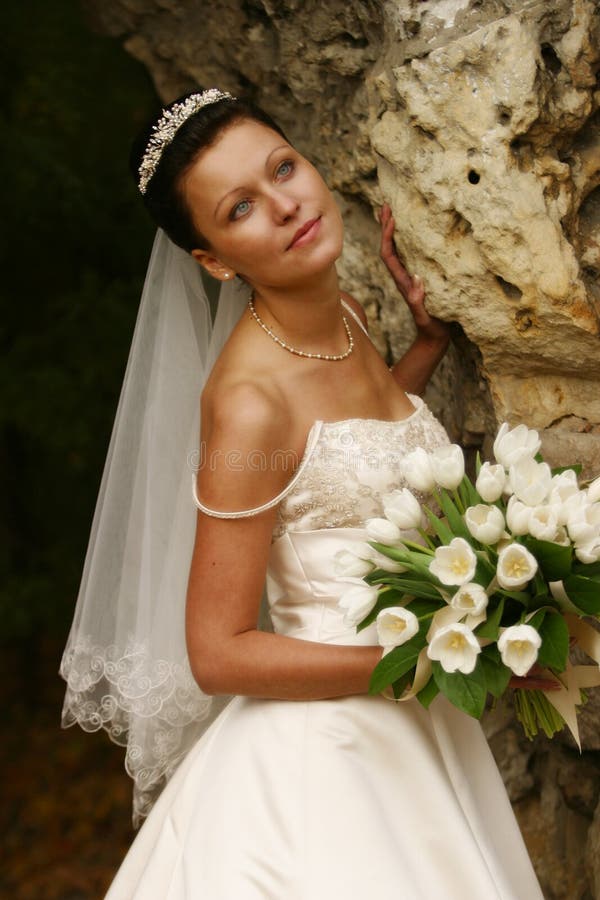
{"left": 337, "top": 423, "right": 600, "bottom": 743}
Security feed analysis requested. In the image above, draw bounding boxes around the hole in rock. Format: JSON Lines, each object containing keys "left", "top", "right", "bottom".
{"left": 497, "top": 106, "right": 512, "bottom": 125}
{"left": 467, "top": 170, "right": 480, "bottom": 185}
{"left": 541, "top": 43, "right": 561, "bottom": 75}
{"left": 495, "top": 276, "right": 523, "bottom": 301}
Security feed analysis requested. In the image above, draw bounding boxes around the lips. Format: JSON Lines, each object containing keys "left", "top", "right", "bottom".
{"left": 287, "top": 216, "right": 321, "bottom": 250}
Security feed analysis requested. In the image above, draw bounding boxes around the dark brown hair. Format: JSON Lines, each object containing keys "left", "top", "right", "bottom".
{"left": 130, "top": 93, "right": 288, "bottom": 252}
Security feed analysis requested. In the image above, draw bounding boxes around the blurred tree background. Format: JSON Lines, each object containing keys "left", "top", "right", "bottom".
{"left": 0, "top": 1, "right": 160, "bottom": 895}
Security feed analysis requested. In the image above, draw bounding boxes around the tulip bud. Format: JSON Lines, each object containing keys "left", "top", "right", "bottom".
{"left": 475, "top": 462, "right": 506, "bottom": 503}
{"left": 465, "top": 504, "right": 505, "bottom": 545}
{"left": 382, "top": 488, "right": 423, "bottom": 531}
{"left": 339, "top": 584, "right": 379, "bottom": 627}
{"left": 493, "top": 422, "right": 541, "bottom": 469}
{"left": 365, "top": 517, "right": 403, "bottom": 545}
{"left": 508, "top": 457, "right": 552, "bottom": 507}
{"left": 506, "top": 496, "right": 532, "bottom": 536}
{"left": 498, "top": 624, "right": 541, "bottom": 676}
{"left": 401, "top": 448, "right": 436, "bottom": 493}
{"left": 429, "top": 444, "right": 465, "bottom": 491}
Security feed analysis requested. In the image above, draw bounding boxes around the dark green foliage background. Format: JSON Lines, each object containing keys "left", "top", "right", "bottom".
{"left": 0, "top": 1, "right": 158, "bottom": 641}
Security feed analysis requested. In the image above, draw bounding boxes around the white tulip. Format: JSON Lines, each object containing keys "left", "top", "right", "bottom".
{"left": 333, "top": 549, "right": 374, "bottom": 578}
{"left": 429, "top": 444, "right": 465, "bottom": 490}
{"left": 559, "top": 490, "right": 590, "bottom": 529}
{"left": 376, "top": 607, "right": 420, "bottom": 648}
{"left": 383, "top": 488, "right": 423, "bottom": 531}
{"left": 575, "top": 536, "right": 600, "bottom": 564}
{"left": 550, "top": 469, "right": 579, "bottom": 500}
{"left": 493, "top": 422, "right": 541, "bottom": 469}
{"left": 567, "top": 502, "right": 600, "bottom": 547}
{"left": 465, "top": 504, "right": 505, "bottom": 545}
{"left": 339, "top": 584, "right": 379, "bottom": 627}
{"left": 527, "top": 505, "right": 560, "bottom": 542}
{"left": 365, "top": 517, "right": 403, "bottom": 545}
{"left": 476, "top": 462, "right": 506, "bottom": 503}
{"left": 496, "top": 543, "right": 538, "bottom": 589}
{"left": 401, "top": 447, "right": 436, "bottom": 493}
{"left": 427, "top": 622, "right": 481, "bottom": 674}
{"left": 587, "top": 476, "right": 600, "bottom": 504}
{"left": 429, "top": 537, "right": 477, "bottom": 586}
{"left": 368, "top": 548, "right": 408, "bottom": 574}
{"left": 506, "top": 495, "right": 532, "bottom": 536}
{"left": 508, "top": 457, "right": 553, "bottom": 507}
{"left": 449, "top": 583, "right": 489, "bottom": 616}
{"left": 498, "top": 624, "right": 541, "bottom": 676}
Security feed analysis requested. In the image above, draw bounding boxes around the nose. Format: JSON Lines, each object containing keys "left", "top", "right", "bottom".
{"left": 269, "top": 187, "right": 299, "bottom": 223}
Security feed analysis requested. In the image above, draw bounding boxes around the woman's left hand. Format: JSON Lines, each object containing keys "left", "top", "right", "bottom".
{"left": 379, "top": 202, "right": 451, "bottom": 344}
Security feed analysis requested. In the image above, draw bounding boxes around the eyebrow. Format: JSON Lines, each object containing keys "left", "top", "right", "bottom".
{"left": 213, "top": 144, "right": 291, "bottom": 219}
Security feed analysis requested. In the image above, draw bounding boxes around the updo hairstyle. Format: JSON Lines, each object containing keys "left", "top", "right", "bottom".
{"left": 130, "top": 93, "right": 287, "bottom": 253}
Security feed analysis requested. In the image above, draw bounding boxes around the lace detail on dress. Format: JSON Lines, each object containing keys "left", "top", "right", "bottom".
{"left": 273, "top": 397, "right": 449, "bottom": 539}
{"left": 60, "top": 636, "right": 213, "bottom": 827}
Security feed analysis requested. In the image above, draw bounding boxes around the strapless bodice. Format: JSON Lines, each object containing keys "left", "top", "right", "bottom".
{"left": 267, "top": 397, "right": 449, "bottom": 641}
{"left": 272, "top": 395, "right": 449, "bottom": 537}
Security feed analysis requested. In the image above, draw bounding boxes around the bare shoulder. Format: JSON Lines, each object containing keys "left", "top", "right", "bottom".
{"left": 340, "top": 291, "right": 368, "bottom": 330}
{"left": 198, "top": 377, "right": 294, "bottom": 512}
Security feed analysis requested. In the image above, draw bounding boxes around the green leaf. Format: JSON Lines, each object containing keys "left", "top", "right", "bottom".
{"left": 369, "top": 629, "right": 426, "bottom": 694}
{"left": 473, "top": 550, "right": 497, "bottom": 585}
{"left": 381, "top": 578, "right": 444, "bottom": 599}
{"left": 423, "top": 507, "right": 454, "bottom": 545}
{"left": 526, "top": 609, "right": 546, "bottom": 631}
{"left": 522, "top": 536, "right": 573, "bottom": 582}
{"left": 391, "top": 670, "right": 413, "bottom": 698}
{"left": 551, "top": 464, "right": 582, "bottom": 476}
{"left": 496, "top": 588, "right": 531, "bottom": 605}
{"left": 562, "top": 575, "right": 600, "bottom": 615}
{"left": 537, "top": 612, "right": 569, "bottom": 671}
{"left": 417, "top": 676, "right": 440, "bottom": 709}
{"left": 572, "top": 560, "right": 600, "bottom": 578}
{"left": 405, "top": 597, "right": 444, "bottom": 618}
{"left": 479, "top": 645, "right": 512, "bottom": 699}
{"left": 475, "top": 596, "right": 505, "bottom": 640}
{"left": 431, "top": 659, "right": 487, "bottom": 718}
{"left": 437, "top": 490, "right": 471, "bottom": 540}
{"left": 461, "top": 472, "right": 481, "bottom": 507}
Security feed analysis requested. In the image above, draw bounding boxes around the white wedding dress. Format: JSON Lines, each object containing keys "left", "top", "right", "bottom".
{"left": 106, "top": 395, "right": 544, "bottom": 900}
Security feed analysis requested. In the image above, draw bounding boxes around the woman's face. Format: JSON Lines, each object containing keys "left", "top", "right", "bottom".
{"left": 182, "top": 118, "right": 344, "bottom": 289}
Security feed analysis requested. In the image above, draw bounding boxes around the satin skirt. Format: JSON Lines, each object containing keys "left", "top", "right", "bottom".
{"left": 106, "top": 528, "right": 544, "bottom": 899}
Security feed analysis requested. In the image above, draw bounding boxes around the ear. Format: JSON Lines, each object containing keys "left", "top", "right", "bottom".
{"left": 191, "top": 248, "right": 235, "bottom": 282}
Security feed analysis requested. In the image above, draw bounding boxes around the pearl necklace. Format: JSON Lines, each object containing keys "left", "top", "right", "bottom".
{"left": 247, "top": 297, "right": 354, "bottom": 361}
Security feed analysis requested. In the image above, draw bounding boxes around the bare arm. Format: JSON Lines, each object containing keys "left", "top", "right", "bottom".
{"left": 186, "top": 386, "right": 381, "bottom": 699}
{"left": 379, "top": 203, "right": 451, "bottom": 395}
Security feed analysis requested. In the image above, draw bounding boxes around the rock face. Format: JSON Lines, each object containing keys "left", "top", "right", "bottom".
{"left": 85, "top": 0, "right": 600, "bottom": 894}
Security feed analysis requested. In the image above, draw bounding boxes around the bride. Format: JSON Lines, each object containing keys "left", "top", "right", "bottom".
{"left": 61, "top": 89, "right": 546, "bottom": 898}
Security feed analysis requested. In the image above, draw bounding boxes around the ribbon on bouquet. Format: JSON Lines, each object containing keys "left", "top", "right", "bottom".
{"left": 539, "top": 612, "right": 600, "bottom": 749}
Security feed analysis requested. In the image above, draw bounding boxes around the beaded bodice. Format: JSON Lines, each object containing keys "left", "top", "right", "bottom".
{"left": 272, "top": 395, "right": 449, "bottom": 539}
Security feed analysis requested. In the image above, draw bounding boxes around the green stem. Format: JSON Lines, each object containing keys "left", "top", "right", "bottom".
{"left": 402, "top": 538, "right": 435, "bottom": 556}
{"left": 417, "top": 528, "right": 436, "bottom": 551}
{"left": 452, "top": 488, "right": 465, "bottom": 514}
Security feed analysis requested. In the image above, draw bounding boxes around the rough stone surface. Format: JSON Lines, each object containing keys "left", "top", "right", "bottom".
{"left": 85, "top": 0, "right": 600, "bottom": 895}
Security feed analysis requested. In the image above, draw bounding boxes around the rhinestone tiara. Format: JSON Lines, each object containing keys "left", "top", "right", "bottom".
{"left": 137, "top": 88, "right": 235, "bottom": 195}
